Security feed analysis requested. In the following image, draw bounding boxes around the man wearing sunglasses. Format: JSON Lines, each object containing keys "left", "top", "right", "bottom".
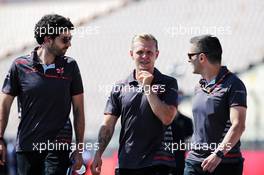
{"left": 184, "top": 35, "right": 247, "bottom": 175}
{"left": 0, "top": 14, "right": 85, "bottom": 175}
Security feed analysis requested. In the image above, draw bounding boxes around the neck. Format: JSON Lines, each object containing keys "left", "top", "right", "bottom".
{"left": 37, "top": 46, "right": 55, "bottom": 65}
{"left": 201, "top": 64, "right": 221, "bottom": 82}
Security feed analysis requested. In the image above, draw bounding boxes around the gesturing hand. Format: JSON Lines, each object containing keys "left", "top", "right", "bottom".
{"left": 138, "top": 71, "right": 154, "bottom": 87}
{"left": 90, "top": 153, "right": 102, "bottom": 175}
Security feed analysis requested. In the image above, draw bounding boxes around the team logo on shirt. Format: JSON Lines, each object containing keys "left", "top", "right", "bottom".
{"left": 56, "top": 67, "right": 64, "bottom": 76}
{"left": 25, "top": 67, "right": 38, "bottom": 73}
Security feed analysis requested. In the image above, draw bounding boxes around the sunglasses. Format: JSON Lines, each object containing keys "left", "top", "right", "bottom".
{"left": 187, "top": 52, "right": 207, "bottom": 60}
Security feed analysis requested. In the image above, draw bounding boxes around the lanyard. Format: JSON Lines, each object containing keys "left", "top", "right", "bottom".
{"left": 200, "top": 71, "right": 230, "bottom": 94}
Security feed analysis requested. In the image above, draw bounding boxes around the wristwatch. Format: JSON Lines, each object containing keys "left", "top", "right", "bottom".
{"left": 215, "top": 150, "right": 225, "bottom": 159}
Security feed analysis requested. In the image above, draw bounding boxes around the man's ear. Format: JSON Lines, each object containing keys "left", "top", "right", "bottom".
{"left": 155, "top": 50, "right": 159, "bottom": 59}
{"left": 129, "top": 50, "right": 133, "bottom": 59}
{"left": 199, "top": 53, "right": 206, "bottom": 62}
{"left": 43, "top": 36, "right": 52, "bottom": 44}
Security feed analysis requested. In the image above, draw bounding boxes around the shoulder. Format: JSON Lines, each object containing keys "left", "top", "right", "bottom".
{"left": 62, "top": 56, "right": 78, "bottom": 65}
{"left": 59, "top": 56, "right": 80, "bottom": 72}
{"left": 227, "top": 73, "right": 246, "bottom": 90}
{"left": 160, "top": 73, "right": 177, "bottom": 83}
{"left": 112, "top": 79, "right": 128, "bottom": 93}
{"left": 13, "top": 55, "right": 31, "bottom": 65}
{"left": 158, "top": 74, "right": 178, "bottom": 92}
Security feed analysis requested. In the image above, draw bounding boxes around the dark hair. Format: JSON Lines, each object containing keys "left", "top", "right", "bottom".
{"left": 190, "top": 34, "right": 222, "bottom": 64}
{"left": 34, "top": 14, "right": 74, "bottom": 44}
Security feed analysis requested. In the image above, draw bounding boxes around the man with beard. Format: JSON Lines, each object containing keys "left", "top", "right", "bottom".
{"left": 91, "top": 33, "right": 178, "bottom": 175}
{"left": 0, "top": 14, "right": 85, "bottom": 175}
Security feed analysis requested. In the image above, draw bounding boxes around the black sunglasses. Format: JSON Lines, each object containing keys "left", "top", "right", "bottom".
{"left": 60, "top": 36, "right": 72, "bottom": 44}
{"left": 187, "top": 52, "right": 207, "bottom": 60}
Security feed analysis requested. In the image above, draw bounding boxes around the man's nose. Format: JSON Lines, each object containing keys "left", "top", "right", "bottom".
{"left": 142, "top": 52, "right": 148, "bottom": 59}
{"left": 67, "top": 41, "right": 71, "bottom": 47}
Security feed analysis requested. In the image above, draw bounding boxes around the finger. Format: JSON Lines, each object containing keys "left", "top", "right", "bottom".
{"left": 139, "top": 71, "right": 150, "bottom": 76}
{"left": 201, "top": 159, "right": 207, "bottom": 167}
{"left": 202, "top": 162, "right": 210, "bottom": 172}
{"left": 138, "top": 71, "right": 144, "bottom": 76}
{"left": 73, "top": 160, "right": 82, "bottom": 170}
{"left": 1, "top": 148, "right": 6, "bottom": 165}
{"left": 90, "top": 164, "right": 95, "bottom": 174}
{"left": 91, "top": 162, "right": 100, "bottom": 174}
{"left": 138, "top": 72, "right": 148, "bottom": 77}
{"left": 0, "top": 157, "right": 4, "bottom": 165}
{"left": 96, "top": 166, "right": 101, "bottom": 173}
{"left": 91, "top": 167, "right": 99, "bottom": 175}
{"left": 208, "top": 166, "right": 216, "bottom": 173}
{"left": 209, "top": 163, "right": 218, "bottom": 173}
{"left": 72, "top": 155, "right": 82, "bottom": 170}
{"left": 76, "top": 163, "right": 82, "bottom": 170}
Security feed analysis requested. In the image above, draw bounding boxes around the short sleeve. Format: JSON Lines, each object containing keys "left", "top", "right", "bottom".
{"left": 70, "top": 61, "right": 84, "bottom": 96}
{"left": 162, "top": 78, "right": 178, "bottom": 107}
{"left": 2, "top": 60, "right": 19, "bottom": 96}
{"left": 104, "top": 84, "right": 122, "bottom": 117}
{"left": 183, "top": 116, "right": 194, "bottom": 138}
{"left": 228, "top": 78, "right": 247, "bottom": 108}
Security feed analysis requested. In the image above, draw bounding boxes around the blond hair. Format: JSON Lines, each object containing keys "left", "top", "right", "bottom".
{"left": 131, "top": 33, "right": 158, "bottom": 50}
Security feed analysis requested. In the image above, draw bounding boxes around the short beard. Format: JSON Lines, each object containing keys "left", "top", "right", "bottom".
{"left": 48, "top": 45, "right": 66, "bottom": 57}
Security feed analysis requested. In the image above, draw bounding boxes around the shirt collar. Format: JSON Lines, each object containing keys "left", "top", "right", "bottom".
{"left": 31, "top": 46, "right": 64, "bottom": 67}
{"left": 215, "top": 66, "right": 229, "bottom": 82}
{"left": 199, "top": 66, "right": 230, "bottom": 88}
{"left": 31, "top": 46, "right": 41, "bottom": 65}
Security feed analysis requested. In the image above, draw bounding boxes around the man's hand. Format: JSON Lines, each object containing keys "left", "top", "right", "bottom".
{"left": 201, "top": 153, "right": 222, "bottom": 173}
{"left": 71, "top": 150, "right": 83, "bottom": 171}
{"left": 138, "top": 71, "right": 154, "bottom": 87}
{"left": 0, "top": 140, "right": 6, "bottom": 165}
{"left": 91, "top": 153, "right": 102, "bottom": 175}
{"left": 0, "top": 93, "right": 14, "bottom": 166}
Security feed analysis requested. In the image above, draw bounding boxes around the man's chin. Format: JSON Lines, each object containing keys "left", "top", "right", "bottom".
{"left": 193, "top": 70, "right": 199, "bottom": 74}
{"left": 139, "top": 67, "right": 150, "bottom": 71}
{"left": 57, "top": 51, "right": 67, "bottom": 57}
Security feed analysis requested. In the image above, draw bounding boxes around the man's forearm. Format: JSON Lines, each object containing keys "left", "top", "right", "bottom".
{"left": 216, "top": 107, "right": 246, "bottom": 155}
{"left": 96, "top": 125, "right": 115, "bottom": 157}
{"left": 0, "top": 94, "right": 14, "bottom": 137}
{"left": 145, "top": 90, "right": 177, "bottom": 125}
{"left": 0, "top": 109, "right": 9, "bottom": 138}
{"left": 216, "top": 123, "right": 245, "bottom": 155}
{"left": 73, "top": 107, "right": 85, "bottom": 146}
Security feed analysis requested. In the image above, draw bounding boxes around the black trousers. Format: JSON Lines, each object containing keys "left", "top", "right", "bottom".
{"left": 184, "top": 159, "right": 244, "bottom": 175}
{"left": 115, "top": 165, "right": 178, "bottom": 175}
{"left": 16, "top": 151, "right": 70, "bottom": 175}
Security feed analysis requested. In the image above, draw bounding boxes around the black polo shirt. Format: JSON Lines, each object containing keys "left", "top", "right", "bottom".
{"left": 153, "top": 112, "right": 193, "bottom": 168}
{"left": 104, "top": 68, "right": 178, "bottom": 169}
{"left": 187, "top": 66, "right": 247, "bottom": 163}
{"left": 2, "top": 47, "right": 83, "bottom": 151}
